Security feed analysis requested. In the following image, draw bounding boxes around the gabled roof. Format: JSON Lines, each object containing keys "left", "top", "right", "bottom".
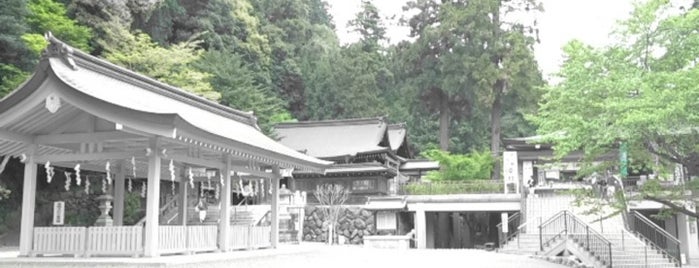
{"left": 387, "top": 123, "right": 411, "bottom": 158}
{"left": 274, "top": 117, "right": 391, "bottom": 159}
{"left": 0, "top": 34, "right": 330, "bottom": 171}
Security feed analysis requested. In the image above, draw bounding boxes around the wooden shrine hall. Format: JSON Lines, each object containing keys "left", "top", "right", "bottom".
{"left": 0, "top": 33, "right": 330, "bottom": 258}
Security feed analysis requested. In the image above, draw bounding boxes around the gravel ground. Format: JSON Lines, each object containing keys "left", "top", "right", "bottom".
{"left": 0, "top": 244, "right": 567, "bottom": 268}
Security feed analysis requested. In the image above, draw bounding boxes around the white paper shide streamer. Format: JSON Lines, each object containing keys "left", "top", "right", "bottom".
{"left": 74, "top": 164, "right": 81, "bottom": 186}
{"left": 105, "top": 161, "right": 112, "bottom": 185}
{"left": 84, "top": 177, "right": 91, "bottom": 194}
{"left": 188, "top": 167, "right": 194, "bottom": 189}
{"left": 44, "top": 161, "right": 54, "bottom": 183}
{"left": 169, "top": 160, "right": 176, "bottom": 196}
{"left": 64, "top": 171, "right": 71, "bottom": 191}
{"left": 141, "top": 181, "right": 146, "bottom": 198}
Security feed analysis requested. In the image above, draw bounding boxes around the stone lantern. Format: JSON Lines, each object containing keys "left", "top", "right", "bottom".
{"left": 94, "top": 194, "right": 114, "bottom": 226}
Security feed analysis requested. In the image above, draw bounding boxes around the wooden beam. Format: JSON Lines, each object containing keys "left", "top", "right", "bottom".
{"left": 35, "top": 151, "right": 144, "bottom": 163}
{"left": 168, "top": 154, "right": 224, "bottom": 169}
{"left": 0, "top": 129, "right": 33, "bottom": 144}
{"left": 144, "top": 137, "right": 161, "bottom": 257}
{"left": 219, "top": 155, "right": 232, "bottom": 251}
{"left": 35, "top": 131, "right": 143, "bottom": 144}
{"left": 271, "top": 166, "right": 280, "bottom": 248}
{"left": 232, "top": 166, "right": 275, "bottom": 179}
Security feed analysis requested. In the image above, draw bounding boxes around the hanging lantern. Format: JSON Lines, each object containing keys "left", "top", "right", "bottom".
{"left": 75, "top": 164, "right": 81, "bottom": 186}
{"left": 84, "top": 177, "right": 91, "bottom": 195}
{"left": 141, "top": 181, "right": 146, "bottom": 198}
{"left": 105, "top": 162, "right": 112, "bottom": 185}
{"left": 64, "top": 172, "right": 71, "bottom": 191}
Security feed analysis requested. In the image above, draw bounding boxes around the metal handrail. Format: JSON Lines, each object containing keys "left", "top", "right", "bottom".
{"left": 539, "top": 211, "right": 613, "bottom": 268}
{"left": 628, "top": 210, "right": 681, "bottom": 267}
{"left": 496, "top": 212, "right": 521, "bottom": 247}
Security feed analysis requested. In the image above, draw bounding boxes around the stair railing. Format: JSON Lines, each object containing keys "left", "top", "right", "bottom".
{"left": 496, "top": 212, "right": 521, "bottom": 247}
{"left": 539, "top": 210, "right": 613, "bottom": 268}
{"left": 135, "top": 193, "right": 179, "bottom": 226}
{"left": 627, "top": 210, "right": 682, "bottom": 267}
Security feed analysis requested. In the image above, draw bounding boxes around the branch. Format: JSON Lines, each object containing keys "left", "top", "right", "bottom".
{"left": 643, "top": 195, "right": 699, "bottom": 218}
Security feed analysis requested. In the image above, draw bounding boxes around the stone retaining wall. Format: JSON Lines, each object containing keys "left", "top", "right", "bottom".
{"left": 303, "top": 206, "right": 376, "bottom": 244}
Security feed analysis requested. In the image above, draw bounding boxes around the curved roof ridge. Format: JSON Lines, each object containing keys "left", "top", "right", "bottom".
{"left": 275, "top": 116, "right": 387, "bottom": 128}
{"left": 43, "top": 33, "right": 260, "bottom": 128}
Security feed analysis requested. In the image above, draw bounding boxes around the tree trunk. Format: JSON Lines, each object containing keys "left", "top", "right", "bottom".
{"left": 439, "top": 92, "right": 450, "bottom": 151}
{"left": 490, "top": 81, "right": 504, "bottom": 180}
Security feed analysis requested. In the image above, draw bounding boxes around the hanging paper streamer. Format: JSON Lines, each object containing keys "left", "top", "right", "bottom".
{"left": 260, "top": 179, "right": 265, "bottom": 198}
{"left": 64, "top": 172, "right": 71, "bottom": 191}
{"left": 238, "top": 179, "right": 245, "bottom": 195}
{"left": 169, "top": 160, "right": 176, "bottom": 196}
{"left": 200, "top": 182, "right": 204, "bottom": 197}
{"left": 215, "top": 184, "right": 220, "bottom": 200}
{"left": 188, "top": 167, "right": 194, "bottom": 189}
{"left": 128, "top": 177, "right": 133, "bottom": 192}
{"left": 207, "top": 172, "right": 212, "bottom": 189}
{"left": 84, "top": 177, "right": 91, "bottom": 195}
{"left": 131, "top": 156, "right": 137, "bottom": 177}
{"left": 140, "top": 181, "right": 147, "bottom": 198}
{"left": 45, "top": 161, "right": 54, "bottom": 183}
{"left": 74, "top": 164, "right": 81, "bottom": 186}
{"left": 268, "top": 178, "right": 272, "bottom": 195}
{"left": 220, "top": 172, "right": 224, "bottom": 186}
{"left": 105, "top": 162, "right": 112, "bottom": 185}
{"left": 101, "top": 178, "right": 107, "bottom": 193}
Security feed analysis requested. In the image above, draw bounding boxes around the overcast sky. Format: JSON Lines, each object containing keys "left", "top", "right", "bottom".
{"left": 326, "top": 0, "right": 636, "bottom": 80}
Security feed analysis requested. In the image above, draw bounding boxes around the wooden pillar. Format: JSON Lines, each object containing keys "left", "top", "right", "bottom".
{"left": 144, "top": 138, "right": 161, "bottom": 257}
{"left": 179, "top": 168, "right": 188, "bottom": 226}
{"left": 19, "top": 144, "right": 37, "bottom": 256}
{"left": 113, "top": 161, "right": 126, "bottom": 226}
{"left": 219, "top": 155, "right": 232, "bottom": 251}
{"left": 271, "top": 166, "right": 281, "bottom": 248}
{"left": 415, "top": 205, "right": 426, "bottom": 249}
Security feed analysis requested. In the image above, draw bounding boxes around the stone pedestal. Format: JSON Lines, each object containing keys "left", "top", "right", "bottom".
{"left": 95, "top": 194, "right": 114, "bottom": 226}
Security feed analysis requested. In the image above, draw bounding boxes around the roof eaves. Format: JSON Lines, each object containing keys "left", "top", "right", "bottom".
{"left": 274, "top": 116, "right": 386, "bottom": 129}
{"left": 43, "top": 33, "right": 260, "bottom": 129}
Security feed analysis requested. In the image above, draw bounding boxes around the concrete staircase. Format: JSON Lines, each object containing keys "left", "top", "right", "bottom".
{"left": 500, "top": 195, "right": 679, "bottom": 268}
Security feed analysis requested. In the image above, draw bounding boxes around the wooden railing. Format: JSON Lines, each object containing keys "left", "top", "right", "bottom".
{"left": 33, "top": 227, "right": 86, "bottom": 256}
{"left": 136, "top": 193, "right": 180, "bottom": 226}
{"left": 158, "top": 226, "right": 187, "bottom": 254}
{"left": 86, "top": 226, "right": 143, "bottom": 257}
{"left": 229, "top": 225, "right": 271, "bottom": 250}
{"left": 187, "top": 225, "right": 218, "bottom": 252}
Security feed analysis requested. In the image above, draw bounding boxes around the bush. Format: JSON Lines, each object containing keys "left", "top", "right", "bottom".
{"left": 404, "top": 180, "right": 503, "bottom": 195}
{"left": 421, "top": 149, "right": 494, "bottom": 181}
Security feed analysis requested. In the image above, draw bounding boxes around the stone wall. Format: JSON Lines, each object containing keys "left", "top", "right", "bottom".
{"left": 303, "top": 206, "right": 376, "bottom": 244}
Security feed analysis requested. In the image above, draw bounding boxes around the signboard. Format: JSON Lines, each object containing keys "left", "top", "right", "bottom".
{"left": 503, "top": 151, "right": 519, "bottom": 193}
{"left": 501, "top": 213, "right": 509, "bottom": 233}
{"left": 52, "top": 201, "right": 65, "bottom": 225}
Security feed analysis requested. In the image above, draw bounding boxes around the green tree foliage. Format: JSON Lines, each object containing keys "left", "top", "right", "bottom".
{"left": 531, "top": 0, "right": 699, "bottom": 217}
{"left": 99, "top": 26, "right": 221, "bottom": 101}
{"left": 304, "top": 0, "right": 389, "bottom": 120}
{"left": 421, "top": 149, "right": 494, "bottom": 181}
{"left": 23, "top": 0, "right": 92, "bottom": 54}
{"left": 196, "top": 50, "right": 289, "bottom": 132}
{"left": 0, "top": 0, "right": 34, "bottom": 71}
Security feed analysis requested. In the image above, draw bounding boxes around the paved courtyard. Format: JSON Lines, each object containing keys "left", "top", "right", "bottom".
{"left": 0, "top": 244, "right": 566, "bottom": 268}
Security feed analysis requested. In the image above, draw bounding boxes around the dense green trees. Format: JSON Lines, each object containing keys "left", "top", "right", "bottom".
{"left": 531, "top": 0, "right": 699, "bottom": 217}
{"left": 0, "top": 0, "right": 543, "bottom": 161}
